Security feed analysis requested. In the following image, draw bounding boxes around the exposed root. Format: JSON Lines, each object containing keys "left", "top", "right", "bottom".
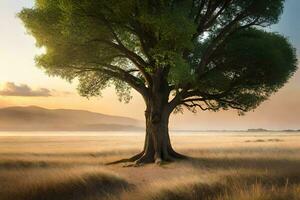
{"left": 122, "top": 163, "right": 144, "bottom": 167}
{"left": 168, "top": 148, "right": 189, "bottom": 160}
{"left": 155, "top": 158, "right": 163, "bottom": 165}
{"left": 106, "top": 149, "right": 188, "bottom": 166}
{"left": 135, "top": 153, "right": 154, "bottom": 165}
{"left": 105, "top": 152, "right": 144, "bottom": 165}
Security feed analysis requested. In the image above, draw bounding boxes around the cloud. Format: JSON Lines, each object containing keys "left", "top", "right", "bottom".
{"left": 0, "top": 82, "right": 51, "bottom": 97}
{"left": 50, "top": 89, "right": 73, "bottom": 97}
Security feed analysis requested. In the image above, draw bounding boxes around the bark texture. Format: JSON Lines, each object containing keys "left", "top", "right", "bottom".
{"left": 107, "top": 73, "right": 187, "bottom": 165}
{"left": 108, "top": 108, "right": 186, "bottom": 165}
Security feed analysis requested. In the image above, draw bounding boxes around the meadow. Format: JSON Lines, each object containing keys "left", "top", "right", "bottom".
{"left": 0, "top": 131, "right": 300, "bottom": 200}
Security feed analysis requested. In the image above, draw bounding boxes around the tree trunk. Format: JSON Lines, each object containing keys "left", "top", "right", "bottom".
{"left": 107, "top": 97, "right": 186, "bottom": 165}
{"left": 138, "top": 105, "right": 170, "bottom": 164}
{"left": 107, "top": 73, "right": 186, "bottom": 165}
{"left": 125, "top": 104, "right": 186, "bottom": 165}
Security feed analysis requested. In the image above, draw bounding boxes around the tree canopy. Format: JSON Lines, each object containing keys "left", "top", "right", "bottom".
{"left": 19, "top": 0, "right": 297, "bottom": 114}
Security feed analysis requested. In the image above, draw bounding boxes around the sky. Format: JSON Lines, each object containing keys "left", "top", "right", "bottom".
{"left": 0, "top": 0, "right": 300, "bottom": 130}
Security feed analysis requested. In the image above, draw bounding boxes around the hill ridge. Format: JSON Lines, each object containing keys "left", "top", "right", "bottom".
{"left": 0, "top": 106, "right": 142, "bottom": 131}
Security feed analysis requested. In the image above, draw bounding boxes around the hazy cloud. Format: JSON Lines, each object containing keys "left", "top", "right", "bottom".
{"left": 0, "top": 82, "right": 51, "bottom": 97}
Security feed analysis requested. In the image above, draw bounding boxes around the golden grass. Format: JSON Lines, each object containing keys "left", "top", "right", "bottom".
{"left": 0, "top": 132, "right": 300, "bottom": 200}
{"left": 0, "top": 167, "right": 132, "bottom": 200}
{"left": 133, "top": 169, "right": 300, "bottom": 200}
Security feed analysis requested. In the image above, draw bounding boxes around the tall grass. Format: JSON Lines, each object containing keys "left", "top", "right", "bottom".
{"left": 0, "top": 132, "right": 300, "bottom": 199}
{"left": 131, "top": 169, "right": 300, "bottom": 200}
{"left": 0, "top": 168, "right": 132, "bottom": 200}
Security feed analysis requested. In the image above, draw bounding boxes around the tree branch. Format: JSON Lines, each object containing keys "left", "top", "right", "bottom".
{"left": 70, "top": 64, "right": 148, "bottom": 97}
{"left": 76, "top": 5, "right": 152, "bottom": 85}
{"left": 196, "top": 2, "right": 257, "bottom": 74}
{"left": 193, "top": 0, "right": 231, "bottom": 40}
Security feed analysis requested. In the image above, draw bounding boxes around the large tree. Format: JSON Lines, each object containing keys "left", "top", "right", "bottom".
{"left": 19, "top": 0, "right": 297, "bottom": 164}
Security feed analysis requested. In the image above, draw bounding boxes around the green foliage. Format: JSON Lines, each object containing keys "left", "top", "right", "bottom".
{"left": 234, "top": 0, "right": 284, "bottom": 24}
{"left": 114, "top": 80, "right": 133, "bottom": 103}
{"left": 19, "top": 0, "right": 297, "bottom": 113}
{"left": 19, "top": 0, "right": 131, "bottom": 100}
{"left": 195, "top": 28, "right": 297, "bottom": 112}
{"left": 77, "top": 72, "right": 111, "bottom": 98}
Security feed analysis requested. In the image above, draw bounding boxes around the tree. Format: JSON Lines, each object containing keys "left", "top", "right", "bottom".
{"left": 19, "top": 0, "right": 297, "bottom": 164}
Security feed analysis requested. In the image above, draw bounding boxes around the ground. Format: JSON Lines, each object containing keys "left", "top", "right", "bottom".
{"left": 0, "top": 131, "right": 300, "bottom": 200}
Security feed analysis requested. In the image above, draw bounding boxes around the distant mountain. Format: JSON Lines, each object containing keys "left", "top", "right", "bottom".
{"left": 0, "top": 106, "right": 143, "bottom": 131}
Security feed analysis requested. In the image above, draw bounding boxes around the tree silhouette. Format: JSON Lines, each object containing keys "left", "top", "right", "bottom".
{"left": 19, "top": 0, "right": 297, "bottom": 164}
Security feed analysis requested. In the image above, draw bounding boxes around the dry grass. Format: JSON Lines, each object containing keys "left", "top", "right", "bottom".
{"left": 0, "top": 131, "right": 300, "bottom": 200}
{"left": 0, "top": 168, "right": 132, "bottom": 200}
{"left": 131, "top": 169, "right": 300, "bottom": 200}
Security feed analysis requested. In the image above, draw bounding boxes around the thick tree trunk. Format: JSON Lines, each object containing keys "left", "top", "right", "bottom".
{"left": 137, "top": 106, "right": 171, "bottom": 164}
{"left": 124, "top": 106, "right": 186, "bottom": 165}
{"left": 108, "top": 98, "right": 186, "bottom": 165}
{"left": 107, "top": 72, "right": 187, "bottom": 165}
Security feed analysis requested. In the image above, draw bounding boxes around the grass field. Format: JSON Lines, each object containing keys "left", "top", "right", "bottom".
{"left": 0, "top": 131, "right": 300, "bottom": 200}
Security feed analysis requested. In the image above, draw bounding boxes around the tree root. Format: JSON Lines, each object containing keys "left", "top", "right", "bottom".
{"left": 135, "top": 153, "right": 154, "bottom": 164}
{"left": 105, "top": 151, "right": 144, "bottom": 165}
{"left": 106, "top": 149, "right": 188, "bottom": 166}
{"left": 168, "top": 148, "right": 189, "bottom": 160}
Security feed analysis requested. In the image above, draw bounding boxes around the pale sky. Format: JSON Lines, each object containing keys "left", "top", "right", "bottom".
{"left": 0, "top": 0, "right": 299, "bottom": 130}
